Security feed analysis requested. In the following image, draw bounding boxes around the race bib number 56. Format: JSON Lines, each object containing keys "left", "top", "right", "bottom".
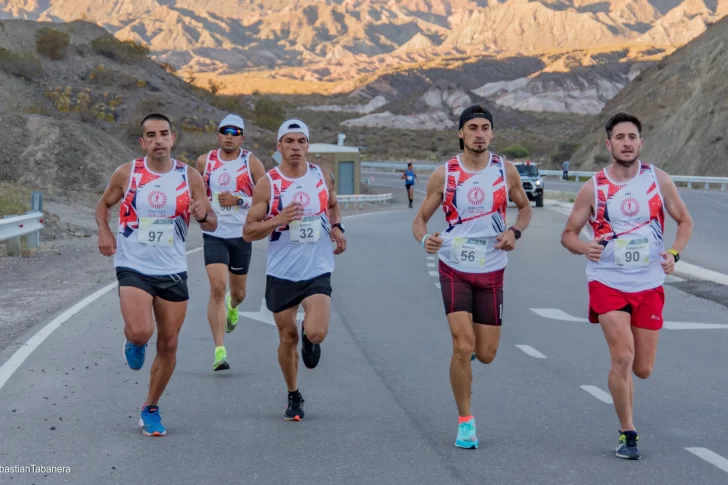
{"left": 614, "top": 238, "right": 649, "bottom": 268}
{"left": 289, "top": 216, "right": 321, "bottom": 243}
{"left": 212, "top": 193, "right": 239, "bottom": 215}
{"left": 450, "top": 237, "right": 487, "bottom": 269}
{"left": 138, "top": 218, "right": 174, "bottom": 246}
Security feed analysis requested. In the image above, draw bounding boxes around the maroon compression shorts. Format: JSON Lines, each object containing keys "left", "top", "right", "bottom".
{"left": 438, "top": 260, "right": 504, "bottom": 326}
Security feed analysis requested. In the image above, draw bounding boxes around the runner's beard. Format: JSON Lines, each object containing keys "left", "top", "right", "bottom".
{"left": 465, "top": 143, "right": 488, "bottom": 154}
{"left": 613, "top": 148, "right": 639, "bottom": 167}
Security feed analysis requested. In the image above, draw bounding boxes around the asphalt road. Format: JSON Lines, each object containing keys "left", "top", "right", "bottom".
{"left": 364, "top": 169, "right": 728, "bottom": 274}
{"left": 1, "top": 207, "right": 728, "bottom": 484}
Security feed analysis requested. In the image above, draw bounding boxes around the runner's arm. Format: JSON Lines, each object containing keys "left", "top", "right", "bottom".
{"left": 325, "top": 170, "right": 342, "bottom": 226}
{"left": 95, "top": 163, "right": 131, "bottom": 238}
{"left": 412, "top": 165, "right": 445, "bottom": 244}
{"left": 234, "top": 154, "right": 266, "bottom": 209}
{"left": 560, "top": 181, "right": 594, "bottom": 254}
{"left": 656, "top": 168, "right": 693, "bottom": 254}
{"left": 504, "top": 161, "right": 532, "bottom": 233}
{"left": 195, "top": 154, "right": 207, "bottom": 176}
{"left": 243, "top": 176, "right": 277, "bottom": 242}
{"left": 188, "top": 168, "right": 218, "bottom": 232}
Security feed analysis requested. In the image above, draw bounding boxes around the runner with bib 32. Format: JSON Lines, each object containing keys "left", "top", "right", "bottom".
{"left": 412, "top": 105, "right": 532, "bottom": 449}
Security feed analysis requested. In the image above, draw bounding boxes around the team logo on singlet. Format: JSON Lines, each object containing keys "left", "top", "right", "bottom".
{"left": 218, "top": 172, "right": 231, "bottom": 187}
{"left": 293, "top": 191, "right": 311, "bottom": 208}
{"left": 467, "top": 187, "right": 485, "bottom": 205}
{"left": 148, "top": 190, "right": 167, "bottom": 210}
{"left": 620, "top": 196, "right": 640, "bottom": 218}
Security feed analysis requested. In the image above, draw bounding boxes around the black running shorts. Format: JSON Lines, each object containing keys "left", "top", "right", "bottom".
{"left": 203, "top": 234, "right": 252, "bottom": 276}
{"left": 438, "top": 260, "right": 504, "bottom": 326}
{"left": 116, "top": 267, "right": 189, "bottom": 302}
{"left": 265, "top": 272, "right": 332, "bottom": 314}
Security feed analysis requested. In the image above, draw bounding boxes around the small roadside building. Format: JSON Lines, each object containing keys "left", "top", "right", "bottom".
{"left": 272, "top": 134, "right": 361, "bottom": 195}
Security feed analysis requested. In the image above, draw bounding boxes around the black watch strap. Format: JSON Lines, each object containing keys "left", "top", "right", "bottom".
{"left": 332, "top": 223, "right": 344, "bottom": 233}
{"left": 196, "top": 212, "right": 208, "bottom": 224}
{"left": 508, "top": 226, "right": 521, "bottom": 240}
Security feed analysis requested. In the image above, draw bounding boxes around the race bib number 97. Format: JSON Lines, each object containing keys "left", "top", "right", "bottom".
{"left": 289, "top": 216, "right": 321, "bottom": 243}
{"left": 212, "top": 193, "right": 239, "bottom": 215}
{"left": 614, "top": 237, "right": 649, "bottom": 268}
{"left": 450, "top": 237, "right": 487, "bottom": 269}
{"left": 138, "top": 218, "right": 174, "bottom": 247}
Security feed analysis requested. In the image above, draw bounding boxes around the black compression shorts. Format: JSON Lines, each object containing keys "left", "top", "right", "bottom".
{"left": 203, "top": 234, "right": 252, "bottom": 275}
{"left": 438, "top": 260, "right": 504, "bottom": 326}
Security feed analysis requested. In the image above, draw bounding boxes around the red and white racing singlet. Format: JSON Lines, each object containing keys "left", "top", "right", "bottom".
{"left": 114, "top": 158, "right": 191, "bottom": 276}
{"left": 586, "top": 161, "right": 666, "bottom": 292}
{"left": 202, "top": 148, "right": 254, "bottom": 239}
{"left": 265, "top": 163, "right": 334, "bottom": 281}
{"left": 437, "top": 153, "right": 509, "bottom": 274}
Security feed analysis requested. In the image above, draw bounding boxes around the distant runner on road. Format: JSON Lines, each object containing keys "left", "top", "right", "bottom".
{"left": 560, "top": 112, "right": 693, "bottom": 460}
{"left": 243, "top": 119, "right": 346, "bottom": 422}
{"left": 401, "top": 162, "right": 418, "bottom": 208}
{"left": 96, "top": 113, "right": 217, "bottom": 436}
{"left": 412, "top": 105, "right": 532, "bottom": 449}
{"left": 196, "top": 114, "right": 266, "bottom": 372}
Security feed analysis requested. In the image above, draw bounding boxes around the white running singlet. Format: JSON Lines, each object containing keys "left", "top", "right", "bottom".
{"left": 202, "top": 148, "right": 255, "bottom": 239}
{"left": 265, "top": 163, "right": 334, "bottom": 281}
{"left": 437, "top": 153, "right": 509, "bottom": 274}
{"left": 586, "top": 161, "right": 666, "bottom": 292}
{"left": 114, "top": 157, "right": 191, "bottom": 276}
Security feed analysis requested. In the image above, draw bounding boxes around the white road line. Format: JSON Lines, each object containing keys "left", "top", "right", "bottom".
{"left": 0, "top": 208, "right": 404, "bottom": 394}
{"left": 580, "top": 385, "right": 613, "bottom": 404}
{"left": 685, "top": 447, "right": 728, "bottom": 474}
{"left": 427, "top": 256, "right": 435, "bottom": 261}
{"left": 435, "top": 283, "right": 441, "bottom": 289}
{"left": 530, "top": 308, "right": 588, "bottom": 322}
{"left": 515, "top": 345, "right": 546, "bottom": 359}
{"left": 429, "top": 271, "right": 438, "bottom": 277}
{"left": 665, "top": 274, "right": 686, "bottom": 283}
{"left": 427, "top": 263, "right": 435, "bottom": 268}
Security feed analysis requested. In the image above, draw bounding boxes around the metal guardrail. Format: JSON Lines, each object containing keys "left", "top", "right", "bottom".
{"left": 338, "top": 193, "right": 393, "bottom": 209}
{"left": 362, "top": 163, "right": 728, "bottom": 190}
{"left": 0, "top": 191, "right": 45, "bottom": 256}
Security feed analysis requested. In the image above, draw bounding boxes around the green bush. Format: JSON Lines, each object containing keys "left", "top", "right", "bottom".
{"left": 0, "top": 48, "right": 42, "bottom": 80}
{"left": 500, "top": 144, "right": 530, "bottom": 159}
{"left": 35, "top": 28, "right": 71, "bottom": 60}
{"left": 0, "top": 184, "right": 30, "bottom": 218}
{"left": 91, "top": 35, "right": 150, "bottom": 64}
{"left": 253, "top": 96, "right": 286, "bottom": 132}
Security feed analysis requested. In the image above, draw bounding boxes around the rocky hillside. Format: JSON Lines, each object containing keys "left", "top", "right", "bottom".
{"left": 570, "top": 15, "right": 728, "bottom": 176}
{"left": 0, "top": 19, "right": 276, "bottom": 195}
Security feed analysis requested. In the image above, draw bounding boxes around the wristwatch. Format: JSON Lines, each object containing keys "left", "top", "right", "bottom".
{"left": 332, "top": 223, "right": 345, "bottom": 233}
{"left": 236, "top": 197, "right": 244, "bottom": 206}
{"left": 667, "top": 249, "right": 680, "bottom": 262}
{"left": 508, "top": 226, "right": 521, "bottom": 240}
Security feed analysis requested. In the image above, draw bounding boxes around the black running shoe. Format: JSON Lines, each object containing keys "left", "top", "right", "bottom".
{"left": 301, "top": 322, "right": 321, "bottom": 369}
{"left": 616, "top": 430, "right": 641, "bottom": 460}
{"left": 284, "top": 391, "right": 305, "bottom": 421}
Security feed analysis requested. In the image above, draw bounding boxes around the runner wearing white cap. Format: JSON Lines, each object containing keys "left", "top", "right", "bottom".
{"left": 195, "top": 113, "right": 266, "bottom": 371}
{"left": 244, "top": 119, "right": 346, "bottom": 421}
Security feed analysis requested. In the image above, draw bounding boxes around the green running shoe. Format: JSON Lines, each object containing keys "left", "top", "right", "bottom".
{"left": 225, "top": 293, "right": 238, "bottom": 333}
{"left": 213, "top": 346, "right": 230, "bottom": 371}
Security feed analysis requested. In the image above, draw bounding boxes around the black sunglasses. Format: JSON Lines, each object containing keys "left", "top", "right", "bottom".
{"left": 219, "top": 127, "right": 243, "bottom": 136}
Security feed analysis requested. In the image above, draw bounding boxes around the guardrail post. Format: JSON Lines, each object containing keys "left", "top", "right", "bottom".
{"left": 687, "top": 181, "right": 692, "bottom": 189}
{"left": 704, "top": 183, "right": 710, "bottom": 190}
{"left": 31, "top": 191, "right": 43, "bottom": 212}
{"left": 6, "top": 236, "right": 21, "bottom": 257}
{"left": 722, "top": 184, "right": 726, "bottom": 191}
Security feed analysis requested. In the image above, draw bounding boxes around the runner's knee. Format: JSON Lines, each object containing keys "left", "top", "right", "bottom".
{"left": 209, "top": 279, "right": 226, "bottom": 302}
{"left": 278, "top": 325, "right": 299, "bottom": 347}
{"left": 304, "top": 327, "right": 327, "bottom": 344}
{"left": 156, "top": 335, "right": 178, "bottom": 357}
{"left": 632, "top": 364, "right": 652, "bottom": 379}
{"left": 452, "top": 333, "right": 475, "bottom": 359}
{"left": 475, "top": 348, "right": 497, "bottom": 364}
{"left": 126, "top": 325, "right": 154, "bottom": 346}
{"left": 230, "top": 286, "right": 246, "bottom": 303}
{"left": 611, "top": 351, "right": 634, "bottom": 373}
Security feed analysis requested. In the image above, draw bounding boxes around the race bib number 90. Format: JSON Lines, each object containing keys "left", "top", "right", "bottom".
{"left": 289, "top": 216, "right": 321, "bottom": 243}
{"left": 138, "top": 218, "right": 174, "bottom": 247}
{"left": 614, "top": 238, "right": 649, "bottom": 268}
{"left": 450, "top": 237, "right": 487, "bottom": 269}
{"left": 212, "top": 193, "right": 239, "bottom": 215}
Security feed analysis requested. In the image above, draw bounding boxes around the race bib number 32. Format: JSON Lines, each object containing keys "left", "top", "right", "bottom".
{"left": 450, "top": 237, "right": 487, "bottom": 269}
{"left": 289, "top": 216, "right": 321, "bottom": 243}
{"left": 614, "top": 237, "right": 649, "bottom": 268}
{"left": 138, "top": 218, "right": 174, "bottom": 246}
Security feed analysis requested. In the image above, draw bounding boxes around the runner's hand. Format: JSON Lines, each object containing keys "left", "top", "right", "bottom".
{"left": 190, "top": 198, "right": 206, "bottom": 221}
{"left": 98, "top": 228, "right": 116, "bottom": 257}
{"left": 217, "top": 192, "right": 238, "bottom": 207}
{"left": 424, "top": 232, "right": 443, "bottom": 254}
{"left": 583, "top": 234, "right": 607, "bottom": 262}
{"left": 494, "top": 229, "right": 516, "bottom": 251}
{"left": 331, "top": 226, "right": 346, "bottom": 255}
{"left": 275, "top": 202, "right": 304, "bottom": 226}
{"left": 660, "top": 251, "right": 676, "bottom": 275}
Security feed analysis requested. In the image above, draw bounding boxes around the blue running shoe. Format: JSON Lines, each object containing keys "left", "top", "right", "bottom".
{"left": 455, "top": 418, "right": 479, "bottom": 449}
{"left": 616, "top": 430, "right": 640, "bottom": 460}
{"left": 139, "top": 405, "right": 166, "bottom": 436}
{"left": 123, "top": 339, "right": 146, "bottom": 371}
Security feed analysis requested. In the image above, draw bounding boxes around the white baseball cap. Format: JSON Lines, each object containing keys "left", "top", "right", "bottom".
{"left": 218, "top": 114, "right": 245, "bottom": 131}
{"left": 277, "top": 119, "right": 309, "bottom": 141}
